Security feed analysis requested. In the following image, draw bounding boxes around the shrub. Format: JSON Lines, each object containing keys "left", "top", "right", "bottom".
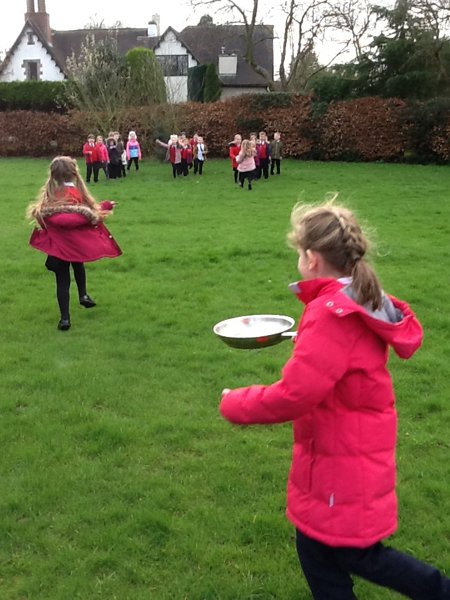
{"left": 403, "top": 97, "right": 450, "bottom": 163}
{"left": 0, "top": 81, "right": 71, "bottom": 112}
{"left": 188, "top": 65, "right": 207, "bottom": 102}
{"left": 249, "top": 93, "right": 293, "bottom": 111}
{"left": 203, "top": 64, "right": 221, "bottom": 103}
{"left": 319, "top": 97, "right": 408, "bottom": 162}
{"left": 125, "top": 48, "right": 167, "bottom": 105}
{"left": 1, "top": 94, "right": 450, "bottom": 162}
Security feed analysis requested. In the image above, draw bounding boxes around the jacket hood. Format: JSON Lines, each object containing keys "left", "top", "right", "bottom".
{"left": 289, "top": 278, "right": 423, "bottom": 359}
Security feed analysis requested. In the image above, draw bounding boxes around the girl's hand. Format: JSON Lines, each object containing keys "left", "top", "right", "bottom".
{"left": 222, "top": 388, "right": 231, "bottom": 397}
{"left": 99, "top": 200, "right": 116, "bottom": 211}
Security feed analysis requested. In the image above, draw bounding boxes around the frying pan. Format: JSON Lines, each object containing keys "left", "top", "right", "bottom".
{"left": 213, "top": 314, "right": 296, "bottom": 349}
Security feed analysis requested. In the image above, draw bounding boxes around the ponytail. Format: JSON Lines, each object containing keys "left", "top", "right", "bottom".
{"left": 289, "top": 199, "right": 383, "bottom": 310}
{"left": 351, "top": 260, "right": 382, "bottom": 311}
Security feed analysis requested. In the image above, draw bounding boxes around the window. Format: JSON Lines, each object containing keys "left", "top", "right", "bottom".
{"left": 23, "top": 60, "right": 40, "bottom": 80}
{"left": 156, "top": 55, "right": 188, "bottom": 76}
{"left": 27, "top": 32, "right": 35, "bottom": 45}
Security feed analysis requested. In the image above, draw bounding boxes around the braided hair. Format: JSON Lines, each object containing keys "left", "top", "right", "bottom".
{"left": 288, "top": 199, "right": 383, "bottom": 310}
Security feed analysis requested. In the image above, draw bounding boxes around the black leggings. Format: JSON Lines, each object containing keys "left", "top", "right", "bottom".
{"left": 296, "top": 530, "right": 450, "bottom": 600}
{"left": 127, "top": 157, "right": 139, "bottom": 170}
{"left": 45, "top": 256, "right": 87, "bottom": 320}
{"left": 238, "top": 170, "right": 255, "bottom": 188}
{"left": 172, "top": 163, "right": 182, "bottom": 178}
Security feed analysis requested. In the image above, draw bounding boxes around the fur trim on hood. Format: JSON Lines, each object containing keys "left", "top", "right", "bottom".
{"left": 39, "top": 203, "right": 101, "bottom": 225}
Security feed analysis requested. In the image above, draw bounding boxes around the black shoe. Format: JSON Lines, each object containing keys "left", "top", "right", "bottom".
{"left": 79, "top": 294, "right": 96, "bottom": 308}
{"left": 57, "top": 318, "right": 71, "bottom": 331}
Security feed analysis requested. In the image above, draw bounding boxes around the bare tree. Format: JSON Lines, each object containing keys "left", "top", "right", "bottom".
{"left": 278, "top": 0, "right": 353, "bottom": 89}
{"left": 84, "top": 16, "right": 124, "bottom": 29}
{"left": 326, "top": 0, "right": 375, "bottom": 61}
{"left": 65, "top": 34, "right": 129, "bottom": 131}
{"left": 190, "top": 0, "right": 368, "bottom": 91}
{"left": 410, "top": 0, "right": 450, "bottom": 38}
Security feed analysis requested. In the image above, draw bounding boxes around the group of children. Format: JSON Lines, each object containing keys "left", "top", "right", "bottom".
{"left": 155, "top": 132, "right": 208, "bottom": 178}
{"left": 229, "top": 130, "right": 283, "bottom": 190}
{"left": 82, "top": 130, "right": 142, "bottom": 182}
{"left": 83, "top": 128, "right": 284, "bottom": 189}
{"left": 25, "top": 152, "right": 450, "bottom": 600}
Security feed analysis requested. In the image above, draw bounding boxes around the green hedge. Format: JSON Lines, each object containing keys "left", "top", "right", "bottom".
{"left": 1, "top": 94, "right": 450, "bottom": 163}
{"left": 0, "top": 81, "right": 71, "bottom": 112}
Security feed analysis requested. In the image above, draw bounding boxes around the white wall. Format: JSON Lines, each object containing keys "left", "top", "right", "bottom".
{"left": 0, "top": 29, "right": 64, "bottom": 82}
{"left": 154, "top": 30, "right": 197, "bottom": 102}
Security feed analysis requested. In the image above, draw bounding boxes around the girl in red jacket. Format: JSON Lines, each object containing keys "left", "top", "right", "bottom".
{"left": 220, "top": 201, "right": 450, "bottom": 599}
{"left": 27, "top": 156, "right": 122, "bottom": 331}
{"left": 156, "top": 135, "right": 183, "bottom": 178}
{"left": 82, "top": 134, "right": 98, "bottom": 183}
{"left": 228, "top": 133, "right": 242, "bottom": 184}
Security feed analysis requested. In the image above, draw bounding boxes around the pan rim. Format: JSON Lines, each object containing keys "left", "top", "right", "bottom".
{"left": 213, "top": 314, "right": 295, "bottom": 339}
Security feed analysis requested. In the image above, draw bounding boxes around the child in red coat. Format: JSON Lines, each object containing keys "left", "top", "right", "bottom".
{"left": 156, "top": 135, "right": 183, "bottom": 178}
{"left": 82, "top": 134, "right": 98, "bottom": 183}
{"left": 219, "top": 200, "right": 450, "bottom": 599}
{"left": 95, "top": 135, "right": 109, "bottom": 181}
{"left": 228, "top": 133, "right": 242, "bottom": 184}
{"left": 179, "top": 135, "right": 193, "bottom": 176}
{"left": 27, "top": 156, "right": 122, "bottom": 331}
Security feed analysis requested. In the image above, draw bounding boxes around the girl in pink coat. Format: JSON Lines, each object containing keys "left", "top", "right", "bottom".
{"left": 27, "top": 156, "right": 122, "bottom": 331}
{"left": 220, "top": 201, "right": 450, "bottom": 599}
{"left": 126, "top": 130, "right": 142, "bottom": 172}
{"left": 236, "top": 139, "right": 256, "bottom": 191}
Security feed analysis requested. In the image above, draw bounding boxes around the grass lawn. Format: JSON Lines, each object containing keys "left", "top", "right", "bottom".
{"left": 0, "top": 157, "right": 449, "bottom": 599}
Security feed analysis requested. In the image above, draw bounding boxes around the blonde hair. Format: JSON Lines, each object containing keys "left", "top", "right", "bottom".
{"left": 240, "top": 139, "right": 254, "bottom": 158}
{"left": 27, "top": 156, "right": 104, "bottom": 223}
{"left": 288, "top": 198, "right": 383, "bottom": 310}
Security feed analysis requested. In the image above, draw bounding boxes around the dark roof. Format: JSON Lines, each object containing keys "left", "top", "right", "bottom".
{"left": 1, "top": 22, "right": 273, "bottom": 88}
{"left": 180, "top": 23, "right": 273, "bottom": 86}
{"left": 51, "top": 27, "right": 152, "bottom": 69}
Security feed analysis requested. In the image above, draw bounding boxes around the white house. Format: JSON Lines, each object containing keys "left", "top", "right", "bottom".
{"left": 149, "top": 27, "right": 199, "bottom": 103}
{"left": 0, "top": 1, "right": 274, "bottom": 102}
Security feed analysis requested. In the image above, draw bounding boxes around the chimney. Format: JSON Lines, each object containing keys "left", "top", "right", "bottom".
{"left": 219, "top": 54, "right": 237, "bottom": 77}
{"left": 27, "top": 0, "right": 52, "bottom": 44}
{"left": 25, "top": 0, "right": 35, "bottom": 18}
{"left": 147, "top": 21, "right": 158, "bottom": 38}
{"left": 152, "top": 13, "right": 161, "bottom": 36}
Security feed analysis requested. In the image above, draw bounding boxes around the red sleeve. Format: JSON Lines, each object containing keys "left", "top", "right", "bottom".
{"left": 99, "top": 200, "right": 114, "bottom": 211}
{"left": 219, "top": 306, "right": 350, "bottom": 425}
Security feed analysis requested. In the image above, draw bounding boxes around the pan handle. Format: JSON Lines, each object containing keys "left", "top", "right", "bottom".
{"left": 281, "top": 331, "right": 297, "bottom": 339}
